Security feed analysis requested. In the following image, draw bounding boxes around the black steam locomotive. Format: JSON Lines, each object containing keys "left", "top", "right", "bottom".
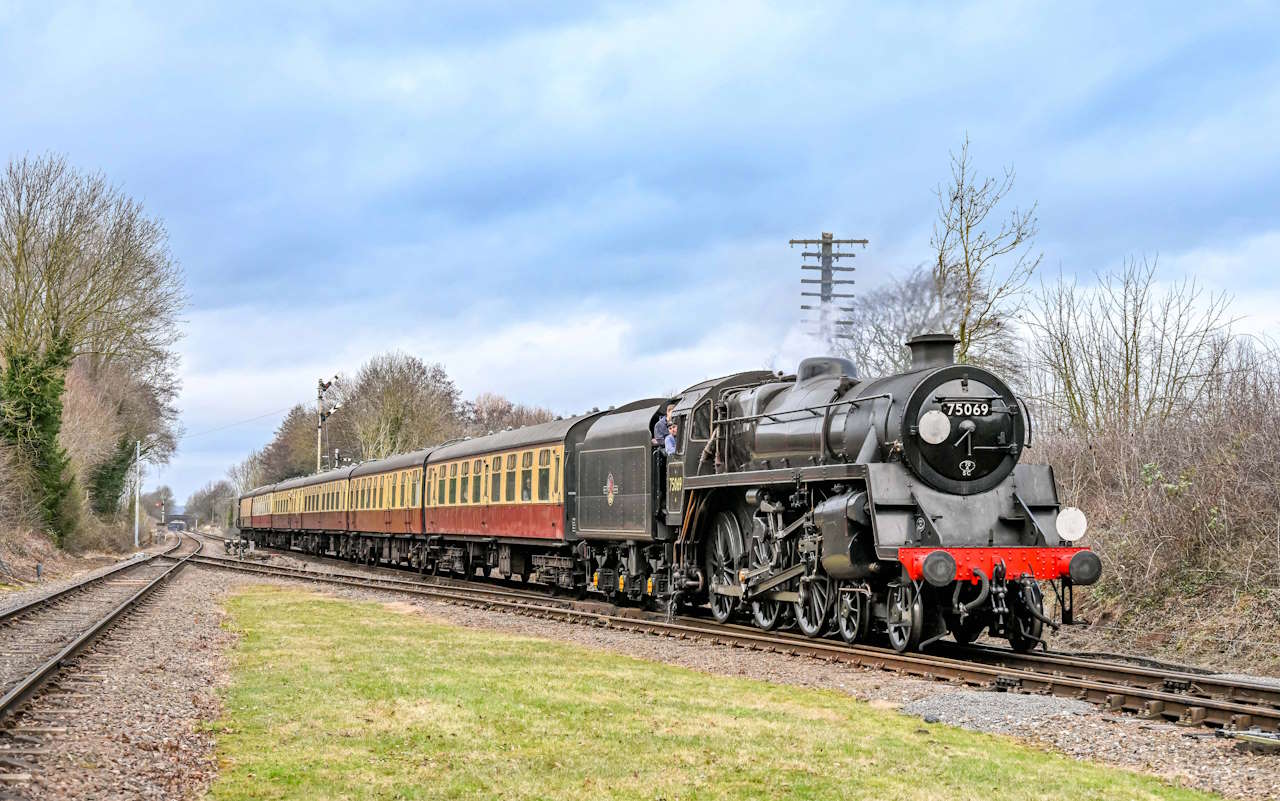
{"left": 240, "top": 333, "right": 1098, "bottom": 653}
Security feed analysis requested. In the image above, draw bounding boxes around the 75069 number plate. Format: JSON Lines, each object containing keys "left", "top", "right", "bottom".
{"left": 940, "top": 401, "right": 990, "bottom": 417}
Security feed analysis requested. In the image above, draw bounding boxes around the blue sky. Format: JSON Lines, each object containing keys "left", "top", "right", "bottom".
{"left": 2, "top": 1, "right": 1278, "bottom": 501}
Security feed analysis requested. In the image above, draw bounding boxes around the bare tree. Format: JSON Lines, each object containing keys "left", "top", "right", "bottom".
{"left": 0, "top": 442, "right": 38, "bottom": 536}
{"left": 226, "top": 449, "right": 265, "bottom": 496}
{"left": 0, "top": 154, "right": 185, "bottom": 366}
{"left": 466, "top": 392, "right": 556, "bottom": 435}
{"left": 331, "top": 352, "right": 464, "bottom": 460}
{"left": 840, "top": 265, "right": 957, "bottom": 376}
{"left": 58, "top": 361, "right": 123, "bottom": 476}
{"left": 185, "top": 479, "right": 236, "bottom": 528}
{"left": 1028, "top": 257, "right": 1232, "bottom": 434}
{"left": 931, "top": 135, "right": 1040, "bottom": 370}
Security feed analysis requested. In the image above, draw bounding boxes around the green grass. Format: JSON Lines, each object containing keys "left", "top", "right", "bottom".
{"left": 206, "top": 586, "right": 1217, "bottom": 801}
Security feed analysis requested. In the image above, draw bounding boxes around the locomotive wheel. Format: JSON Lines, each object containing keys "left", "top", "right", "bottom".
{"left": 794, "top": 573, "right": 833, "bottom": 638}
{"left": 751, "top": 599, "right": 783, "bottom": 631}
{"left": 836, "top": 584, "right": 871, "bottom": 644}
{"left": 886, "top": 582, "right": 924, "bottom": 653}
{"left": 1008, "top": 580, "right": 1045, "bottom": 653}
{"left": 748, "top": 524, "right": 783, "bottom": 631}
{"left": 706, "top": 511, "right": 742, "bottom": 624}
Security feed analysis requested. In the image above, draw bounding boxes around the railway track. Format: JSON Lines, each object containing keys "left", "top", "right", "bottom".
{"left": 0, "top": 534, "right": 202, "bottom": 787}
{"left": 194, "top": 540, "right": 1280, "bottom": 735}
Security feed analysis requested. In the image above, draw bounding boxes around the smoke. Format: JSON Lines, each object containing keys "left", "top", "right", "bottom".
{"left": 764, "top": 322, "right": 837, "bottom": 375}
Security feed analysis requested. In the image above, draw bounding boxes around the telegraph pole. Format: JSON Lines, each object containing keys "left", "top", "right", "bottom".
{"left": 789, "top": 232, "right": 867, "bottom": 347}
{"left": 133, "top": 440, "right": 141, "bottom": 549}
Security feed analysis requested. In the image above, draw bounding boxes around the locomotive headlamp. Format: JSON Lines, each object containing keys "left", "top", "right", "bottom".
{"left": 1057, "top": 506, "right": 1088, "bottom": 542}
{"left": 918, "top": 410, "right": 951, "bottom": 445}
{"left": 921, "top": 549, "right": 957, "bottom": 587}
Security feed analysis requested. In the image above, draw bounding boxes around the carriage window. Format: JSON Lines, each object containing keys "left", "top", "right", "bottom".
{"left": 553, "top": 453, "right": 561, "bottom": 499}
{"left": 412, "top": 474, "right": 419, "bottom": 507}
{"left": 520, "top": 451, "right": 533, "bottom": 502}
{"left": 460, "top": 461, "right": 470, "bottom": 503}
{"left": 375, "top": 478, "right": 382, "bottom": 509}
{"left": 692, "top": 401, "right": 712, "bottom": 440}
{"left": 491, "top": 466, "right": 501, "bottom": 503}
{"left": 400, "top": 473, "right": 407, "bottom": 507}
{"left": 449, "top": 463, "right": 458, "bottom": 505}
{"left": 537, "top": 449, "right": 550, "bottom": 501}
{"left": 505, "top": 454, "right": 516, "bottom": 501}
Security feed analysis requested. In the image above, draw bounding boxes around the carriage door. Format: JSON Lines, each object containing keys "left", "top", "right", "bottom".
{"left": 383, "top": 475, "right": 392, "bottom": 530}
{"left": 400, "top": 473, "right": 411, "bottom": 533}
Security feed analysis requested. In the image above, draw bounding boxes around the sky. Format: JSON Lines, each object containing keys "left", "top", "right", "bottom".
{"left": 1, "top": 1, "right": 1278, "bottom": 502}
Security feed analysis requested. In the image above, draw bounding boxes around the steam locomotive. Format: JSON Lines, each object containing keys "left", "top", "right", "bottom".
{"left": 238, "top": 333, "right": 1098, "bottom": 653}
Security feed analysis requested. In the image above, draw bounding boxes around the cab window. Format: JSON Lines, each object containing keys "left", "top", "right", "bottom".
{"left": 692, "top": 401, "right": 712, "bottom": 440}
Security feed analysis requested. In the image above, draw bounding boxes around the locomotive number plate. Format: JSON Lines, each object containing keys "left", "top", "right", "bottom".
{"left": 940, "top": 401, "right": 990, "bottom": 417}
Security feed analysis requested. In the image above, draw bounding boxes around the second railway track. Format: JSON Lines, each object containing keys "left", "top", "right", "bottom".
{"left": 193, "top": 539, "right": 1280, "bottom": 735}
{"left": 0, "top": 534, "right": 203, "bottom": 788}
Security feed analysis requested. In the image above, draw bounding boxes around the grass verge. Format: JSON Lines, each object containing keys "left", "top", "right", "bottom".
{"left": 206, "top": 586, "right": 1217, "bottom": 801}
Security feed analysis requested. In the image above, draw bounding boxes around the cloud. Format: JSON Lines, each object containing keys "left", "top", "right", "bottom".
{"left": 5, "top": 1, "right": 1278, "bottom": 500}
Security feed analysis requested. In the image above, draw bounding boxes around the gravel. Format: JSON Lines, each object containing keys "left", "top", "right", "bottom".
{"left": 904, "top": 689, "right": 1095, "bottom": 735}
{"left": 1, "top": 566, "right": 234, "bottom": 800}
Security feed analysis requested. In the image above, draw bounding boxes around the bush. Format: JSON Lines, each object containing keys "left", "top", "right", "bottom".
{"left": 1031, "top": 343, "right": 1280, "bottom": 667}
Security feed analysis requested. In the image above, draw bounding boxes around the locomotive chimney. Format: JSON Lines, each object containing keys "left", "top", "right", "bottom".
{"left": 906, "top": 333, "right": 959, "bottom": 370}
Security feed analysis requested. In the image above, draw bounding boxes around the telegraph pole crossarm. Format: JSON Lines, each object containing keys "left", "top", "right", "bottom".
{"left": 790, "top": 232, "right": 868, "bottom": 346}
